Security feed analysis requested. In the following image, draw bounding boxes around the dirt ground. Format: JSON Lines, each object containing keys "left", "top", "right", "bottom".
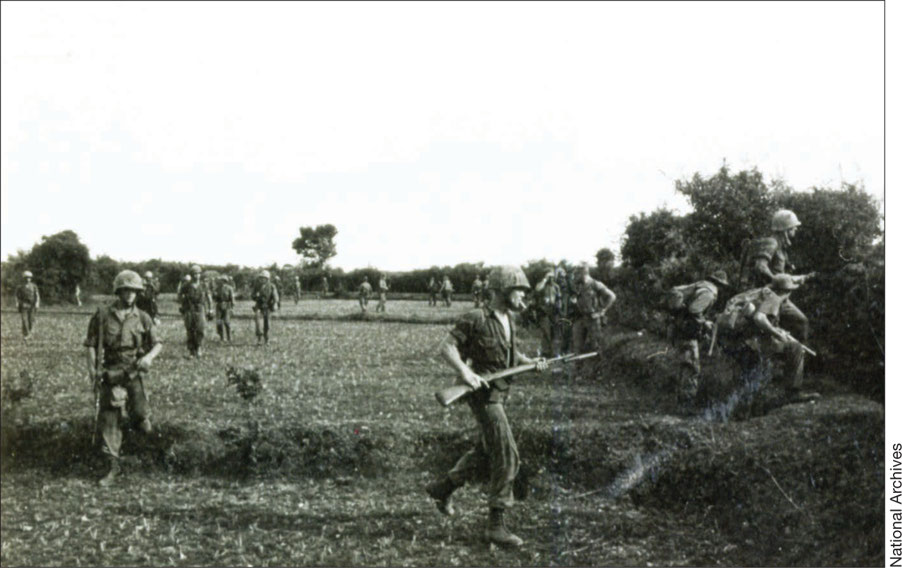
{"left": 0, "top": 304, "right": 884, "bottom": 566}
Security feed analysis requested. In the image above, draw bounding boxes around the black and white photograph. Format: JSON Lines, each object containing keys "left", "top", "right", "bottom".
{"left": 0, "top": 2, "right": 889, "bottom": 566}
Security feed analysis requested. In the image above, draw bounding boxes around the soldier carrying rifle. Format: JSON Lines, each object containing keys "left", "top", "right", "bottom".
{"left": 425, "top": 265, "right": 548, "bottom": 548}
{"left": 84, "top": 270, "right": 162, "bottom": 486}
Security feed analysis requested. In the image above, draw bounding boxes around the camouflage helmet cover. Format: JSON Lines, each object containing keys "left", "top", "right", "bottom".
{"left": 113, "top": 270, "right": 145, "bottom": 292}
{"left": 769, "top": 273, "right": 799, "bottom": 292}
{"left": 191, "top": 264, "right": 202, "bottom": 274}
{"left": 771, "top": 209, "right": 801, "bottom": 232}
{"left": 487, "top": 265, "right": 531, "bottom": 291}
{"left": 708, "top": 270, "right": 729, "bottom": 287}
{"left": 23, "top": 270, "right": 33, "bottom": 278}
{"left": 259, "top": 270, "right": 271, "bottom": 279}
{"left": 144, "top": 271, "right": 153, "bottom": 279}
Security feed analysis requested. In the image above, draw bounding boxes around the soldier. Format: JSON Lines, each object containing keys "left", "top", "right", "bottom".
{"left": 321, "top": 274, "right": 330, "bottom": 299}
{"left": 716, "top": 274, "right": 818, "bottom": 404}
{"left": 482, "top": 273, "right": 492, "bottom": 307}
{"left": 137, "top": 271, "right": 160, "bottom": 325}
{"left": 570, "top": 263, "right": 616, "bottom": 378}
{"left": 535, "top": 269, "right": 563, "bottom": 358}
{"left": 742, "top": 209, "right": 815, "bottom": 343}
{"left": 252, "top": 270, "right": 279, "bottom": 345}
{"left": 555, "top": 265, "right": 573, "bottom": 354}
{"left": 272, "top": 274, "right": 282, "bottom": 312}
{"left": 214, "top": 275, "right": 236, "bottom": 342}
{"left": 667, "top": 270, "right": 730, "bottom": 400}
{"left": 428, "top": 276, "right": 440, "bottom": 307}
{"left": 84, "top": 270, "right": 162, "bottom": 486}
{"left": 293, "top": 275, "right": 302, "bottom": 305}
{"left": 425, "top": 266, "right": 548, "bottom": 547}
{"left": 376, "top": 273, "right": 389, "bottom": 313}
{"left": 15, "top": 271, "right": 40, "bottom": 342}
{"left": 179, "top": 265, "right": 212, "bottom": 357}
{"left": 441, "top": 275, "right": 454, "bottom": 307}
{"left": 74, "top": 283, "right": 83, "bottom": 307}
{"left": 472, "top": 275, "right": 483, "bottom": 307}
{"left": 358, "top": 276, "right": 373, "bottom": 312}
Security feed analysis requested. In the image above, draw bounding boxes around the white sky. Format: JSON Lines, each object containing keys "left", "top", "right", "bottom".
{"left": 1, "top": 1, "right": 884, "bottom": 271}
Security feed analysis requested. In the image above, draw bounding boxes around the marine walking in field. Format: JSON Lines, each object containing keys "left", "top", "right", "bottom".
{"left": 252, "top": 270, "right": 279, "bottom": 345}
{"left": 666, "top": 270, "right": 729, "bottom": 400}
{"left": 472, "top": 275, "right": 483, "bottom": 307}
{"left": 375, "top": 274, "right": 389, "bottom": 313}
{"left": 293, "top": 275, "right": 302, "bottom": 305}
{"left": 428, "top": 276, "right": 440, "bottom": 307}
{"left": 84, "top": 270, "right": 162, "bottom": 486}
{"left": 74, "top": 283, "right": 82, "bottom": 307}
{"left": 272, "top": 274, "right": 282, "bottom": 312}
{"left": 554, "top": 265, "right": 573, "bottom": 354}
{"left": 15, "top": 270, "right": 40, "bottom": 342}
{"left": 425, "top": 265, "right": 548, "bottom": 548}
{"left": 535, "top": 269, "right": 563, "bottom": 359}
{"left": 570, "top": 263, "right": 616, "bottom": 378}
{"left": 741, "top": 209, "right": 815, "bottom": 343}
{"left": 714, "top": 274, "right": 819, "bottom": 404}
{"left": 214, "top": 275, "right": 236, "bottom": 342}
{"left": 321, "top": 275, "right": 330, "bottom": 298}
{"left": 358, "top": 276, "right": 373, "bottom": 312}
{"left": 179, "top": 265, "right": 212, "bottom": 357}
{"left": 137, "top": 271, "right": 160, "bottom": 325}
{"left": 441, "top": 275, "right": 454, "bottom": 307}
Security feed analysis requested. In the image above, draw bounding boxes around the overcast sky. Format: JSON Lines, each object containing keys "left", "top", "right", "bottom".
{"left": 1, "top": 1, "right": 884, "bottom": 271}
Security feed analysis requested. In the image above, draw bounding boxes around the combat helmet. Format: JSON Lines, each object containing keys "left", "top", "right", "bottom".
{"left": 708, "top": 270, "right": 729, "bottom": 287}
{"left": 113, "top": 270, "right": 145, "bottom": 293}
{"left": 487, "top": 265, "right": 530, "bottom": 291}
{"left": 771, "top": 209, "right": 801, "bottom": 232}
{"left": 23, "top": 270, "right": 33, "bottom": 279}
{"left": 191, "top": 264, "right": 202, "bottom": 274}
{"left": 144, "top": 271, "right": 154, "bottom": 279}
{"left": 769, "top": 274, "right": 799, "bottom": 292}
{"left": 259, "top": 270, "right": 271, "bottom": 279}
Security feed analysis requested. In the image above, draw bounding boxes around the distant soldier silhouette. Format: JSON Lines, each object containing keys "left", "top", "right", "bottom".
{"left": 16, "top": 271, "right": 40, "bottom": 342}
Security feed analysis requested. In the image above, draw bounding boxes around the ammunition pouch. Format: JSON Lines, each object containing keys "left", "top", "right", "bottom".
{"left": 110, "top": 386, "right": 128, "bottom": 409}
{"left": 103, "top": 368, "right": 136, "bottom": 387}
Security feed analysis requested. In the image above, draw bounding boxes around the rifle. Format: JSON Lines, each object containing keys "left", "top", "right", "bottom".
{"left": 434, "top": 352, "right": 598, "bottom": 407}
{"left": 91, "top": 309, "right": 105, "bottom": 446}
{"left": 785, "top": 333, "right": 817, "bottom": 357}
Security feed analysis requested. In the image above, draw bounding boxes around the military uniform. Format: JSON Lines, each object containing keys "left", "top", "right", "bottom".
{"left": 293, "top": 278, "right": 302, "bottom": 305}
{"left": 84, "top": 302, "right": 159, "bottom": 460}
{"left": 428, "top": 278, "right": 440, "bottom": 306}
{"left": 137, "top": 279, "right": 160, "bottom": 321}
{"left": 535, "top": 275, "right": 563, "bottom": 358}
{"left": 746, "top": 236, "right": 809, "bottom": 342}
{"left": 472, "top": 277, "right": 483, "bottom": 307}
{"left": 179, "top": 279, "right": 211, "bottom": 356}
{"left": 718, "top": 285, "right": 805, "bottom": 397}
{"left": 376, "top": 277, "right": 389, "bottom": 313}
{"left": 669, "top": 279, "right": 719, "bottom": 397}
{"left": 214, "top": 279, "right": 236, "bottom": 341}
{"left": 15, "top": 280, "right": 40, "bottom": 339}
{"left": 321, "top": 276, "right": 330, "bottom": 298}
{"left": 252, "top": 278, "right": 279, "bottom": 344}
{"left": 359, "top": 280, "right": 373, "bottom": 312}
{"left": 571, "top": 276, "right": 614, "bottom": 361}
{"left": 555, "top": 268, "right": 573, "bottom": 353}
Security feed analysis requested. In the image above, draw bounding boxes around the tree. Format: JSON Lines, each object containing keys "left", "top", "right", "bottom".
{"left": 620, "top": 209, "right": 689, "bottom": 270}
{"left": 18, "top": 230, "right": 92, "bottom": 304}
{"left": 292, "top": 224, "right": 338, "bottom": 271}
{"left": 595, "top": 248, "right": 616, "bottom": 281}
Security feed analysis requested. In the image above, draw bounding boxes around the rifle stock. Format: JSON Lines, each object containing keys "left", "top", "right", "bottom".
{"left": 434, "top": 352, "right": 597, "bottom": 407}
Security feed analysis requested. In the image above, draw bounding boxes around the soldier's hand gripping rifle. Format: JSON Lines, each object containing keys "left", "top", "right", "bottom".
{"left": 434, "top": 352, "right": 598, "bottom": 407}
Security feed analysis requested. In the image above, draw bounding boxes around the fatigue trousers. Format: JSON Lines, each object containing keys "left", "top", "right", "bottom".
{"left": 571, "top": 315, "right": 603, "bottom": 376}
{"left": 429, "top": 293, "right": 438, "bottom": 306}
{"left": 754, "top": 335, "right": 805, "bottom": 390}
{"left": 254, "top": 307, "right": 272, "bottom": 341}
{"left": 19, "top": 306, "right": 36, "bottom": 337}
{"left": 376, "top": 293, "right": 387, "bottom": 312}
{"left": 473, "top": 294, "right": 482, "bottom": 308}
{"left": 442, "top": 292, "right": 452, "bottom": 307}
{"left": 359, "top": 296, "right": 370, "bottom": 312}
{"left": 97, "top": 373, "right": 150, "bottom": 458}
{"left": 779, "top": 298, "right": 809, "bottom": 343}
{"left": 447, "top": 396, "right": 519, "bottom": 510}
{"left": 184, "top": 310, "right": 205, "bottom": 355}
{"left": 538, "top": 313, "right": 562, "bottom": 358}
{"left": 216, "top": 305, "right": 232, "bottom": 341}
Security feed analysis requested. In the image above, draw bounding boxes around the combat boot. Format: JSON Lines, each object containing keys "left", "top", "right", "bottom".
{"left": 425, "top": 477, "right": 460, "bottom": 516}
{"left": 99, "top": 456, "right": 120, "bottom": 487}
{"left": 485, "top": 508, "right": 523, "bottom": 547}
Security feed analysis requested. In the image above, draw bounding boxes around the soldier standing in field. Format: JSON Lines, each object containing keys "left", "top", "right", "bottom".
{"left": 472, "top": 275, "right": 483, "bottom": 307}
{"left": 84, "top": 270, "right": 162, "bottom": 486}
{"left": 428, "top": 276, "right": 440, "bottom": 307}
{"left": 15, "top": 270, "right": 40, "bottom": 342}
{"left": 555, "top": 265, "right": 573, "bottom": 354}
{"left": 293, "top": 275, "right": 302, "bottom": 305}
{"left": 214, "top": 275, "right": 236, "bottom": 342}
{"left": 375, "top": 273, "right": 389, "bottom": 313}
{"left": 667, "top": 270, "right": 729, "bottom": 400}
{"left": 137, "top": 271, "right": 160, "bottom": 325}
{"left": 179, "top": 265, "right": 212, "bottom": 358}
{"left": 272, "top": 274, "right": 283, "bottom": 312}
{"left": 252, "top": 270, "right": 279, "bottom": 345}
{"left": 535, "top": 269, "right": 563, "bottom": 359}
{"left": 570, "top": 263, "right": 616, "bottom": 378}
{"left": 715, "top": 274, "right": 818, "bottom": 404}
{"left": 321, "top": 274, "right": 330, "bottom": 299}
{"left": 358, "top": 276, "right": 373, "bottom": 312}
{"left": 742, "top": 209, "right": 815, "bottom": 343}
{"left": 74, "top": 283, "right": 83, "bottom": 307}
{"left": 425, "top": 265, "right": 547, "bottom": 547}
{"left": 441, "top": 275, "right": 454, "bottom": 307}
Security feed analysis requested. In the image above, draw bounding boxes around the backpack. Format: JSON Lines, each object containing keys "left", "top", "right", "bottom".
{"left": 714, "top": 288, "right": 765, "bottom": 334}
{"left": 664, "top": 283, "right": 697, "bottom": 313}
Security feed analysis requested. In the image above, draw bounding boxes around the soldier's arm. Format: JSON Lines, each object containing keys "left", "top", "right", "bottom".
{"left": 687, "top": 289, "right": 717, "bottom": 324}
{"left": 35, "top": 286, "right": 40, "bottom": 309}
{"left": 83, "top": 313, "right": 99, "bottom": 377}
{"left": 596, "top": 281, "right": 616, "bottom": 313}
{"left": 439, "top": 334, "right": 489, "bottom": 390}
{"left": 136, "top": 316, "right": 163, "bottom": 371}
{"left": 752, "top": 311, "right": 788, "bottom": 341}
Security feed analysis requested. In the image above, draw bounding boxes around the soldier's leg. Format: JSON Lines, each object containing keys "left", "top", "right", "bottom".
{"left": 481, "top": 402, "right": 519, "bottom": 511}
{"left": 254, "top": 308, "right": 264, "bottom": 343}
{"left": 20, "top": 309, "right": 28, "bottom": 338}
{"left": 216, "top": 308, "right": 224, "bottom": 340}
{"left": 539, "top": 316, "right": 553, "bottom": 358}
{"left": 779, "top": 299, "right": 809, "bottom": 343}
{"left": 224, "top": 309, "right": 232, "bottom": 342}
{"left": 571, "top": 318, "right": 587, "bottom": 376}
{"left": 263, "top": 310, "right": 270, "bottom": 343}
{"left": 196, "top": 312, "right": 205, "bottom": 354}
{"left": 28, "top": 307, "right": 36, "bottom": 336}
